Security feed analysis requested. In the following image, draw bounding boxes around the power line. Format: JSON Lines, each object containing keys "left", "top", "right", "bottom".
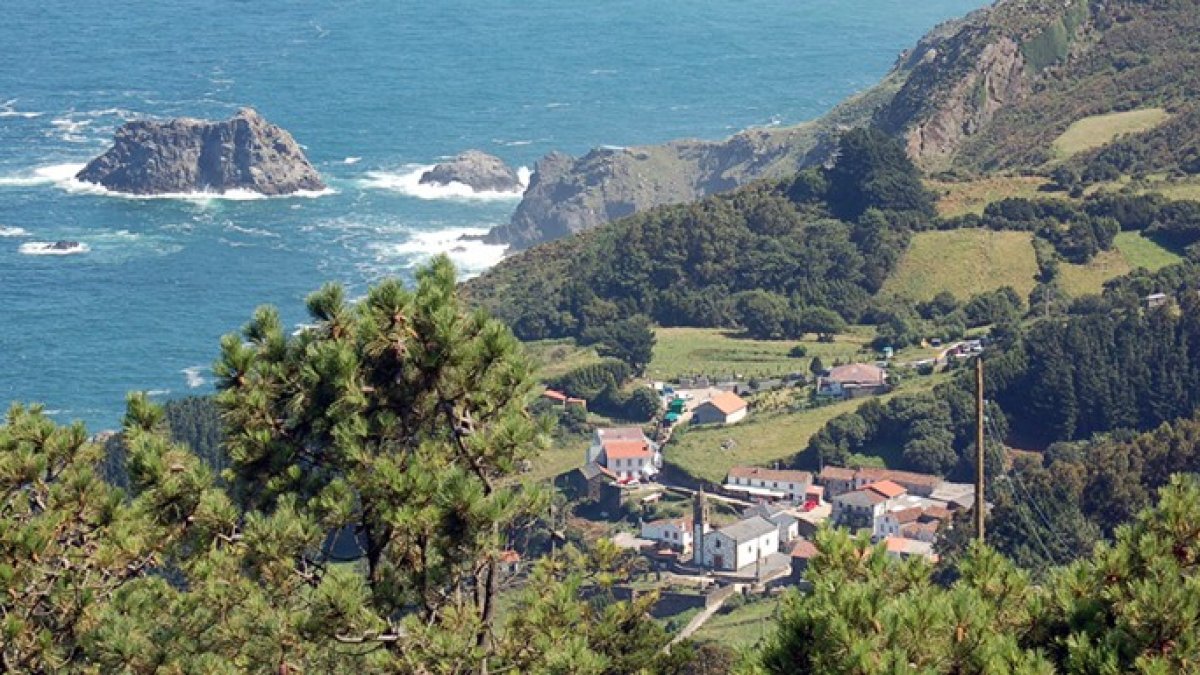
{"left": 982, "top": 412, "right": 1068, "bottom": 563}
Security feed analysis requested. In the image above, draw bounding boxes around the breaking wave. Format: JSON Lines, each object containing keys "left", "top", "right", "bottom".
{"left": 359, "top": 164, "right": 529, "bottom": 201}
{"left": 0, "top": 163, "right": 336, "bottom": 200}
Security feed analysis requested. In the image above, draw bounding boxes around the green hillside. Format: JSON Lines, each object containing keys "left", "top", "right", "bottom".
{"left": 1051, "top": 108, "right": 1171, "bottom": 160}
{"left": 881, "top": 230, "right": 1039, "bottom": 302}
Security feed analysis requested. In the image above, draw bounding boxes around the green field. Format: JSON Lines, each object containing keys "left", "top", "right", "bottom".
{"left": 1059, "top": 232, "right": 1183, "bottom": 296}
{"left": 1051, "top": 108, "right": 1170, "bottom": 159}
{"left": 664, "top": 375, "right": 944, "bottom": 484}
{"left": 1114, "top": 231, "right": 1184, "bottom": 270}
{"left": 691, "top": 596, "right": 783, "bottom": 648}
{"left": 523, "top": 339, "right": 603, "bottom": 381}
{"left": 647, "top": 327, "right": 870, "bottom": 382}
{"left": 882, "top": 230, "right": 1040, "bottom": 302}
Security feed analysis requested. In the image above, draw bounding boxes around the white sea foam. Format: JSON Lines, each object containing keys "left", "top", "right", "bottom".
{"left": 19, "top": 241, "right": 90, "bottom": 256}
{"left": 181, "top": 366, "right": 206, "bottom": 388}
{"left": 0, "top": 99, "right": 42, "bottom": 118}
{"left": 0, "top": 226, "right": 29, "bottom": 237}
{"left": 225, "top": 223, "right": 282, "bottom": 238}
{"left": 146, "top": 389, "right": 171, "bottom": 397}
{"left": 0, "top": 163, "right": 336, "bottom": 200}
{"left": 343, "top": 156, "right": 362, "bottom": 165}
{"left": 371, "top": 227, "right": 507, "bottom": 276}
{"left": 359, "top": 164, "right": 529, "bottom": 201}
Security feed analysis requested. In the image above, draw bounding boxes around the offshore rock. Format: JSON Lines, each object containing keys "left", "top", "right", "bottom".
{"left": 419, "top": 150, "right": 522, "bottom": 193}
{"left": 76, "top": 108, "right": 324, "bottom": 195}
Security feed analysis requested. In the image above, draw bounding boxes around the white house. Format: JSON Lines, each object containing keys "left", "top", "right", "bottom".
{"left": 695, "top": 516, "right": 778, "bottom": 571}
{"left": 872, "top": 506, "right": 923, "bottom": 541}
{"left": 691, "top": 391, "right": 748, "bottom": 426}
{"left": 725, "top": 466, "right": 813, "bottom": 503}
{"left": 817, "top": 363, "right": 889, "bottom": 399}
{"left": 640, "top": 517, "right": 695, "bottom": 552}
{"left": 586, "top": 427, "right": 661, "bottom": 481}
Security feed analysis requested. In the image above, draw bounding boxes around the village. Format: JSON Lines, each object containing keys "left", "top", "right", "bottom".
{"left": 533, "top": 350, "right": 981, "bottom": 641}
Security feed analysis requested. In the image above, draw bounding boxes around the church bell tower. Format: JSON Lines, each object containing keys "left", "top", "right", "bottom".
{"left": 692, "top": 488, "right": 709, "bottom": 566}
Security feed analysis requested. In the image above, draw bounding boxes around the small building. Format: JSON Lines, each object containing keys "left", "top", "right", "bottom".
{"left": 832, "top": 488, "right": 889, "bottom": 529}
{"left": 586, "top": 427, "right": 661, "bottom": 481}
{"left": 640, "top": 517, "right": 694, "bottom": 552}
{"left": 566, "top": 396, "right": 587, "bottom": 411}
{"left": 602, "top": 440, "right": 658, "bottom": 482}
{"left": 873, "top": 506, "right": 923, "bottom": 541}
{"left": 555, "top": 462, "right": 621, "bottom": 512}
{"left": 698, "top": 516, "right": 778, "bottom": 571}
{"left": 498, "top": 549, "right": 522, "bottom": 576}
{"left": 725, "top": 466, "right": 813, "bottom": 503}
{"left": 691, "top": 391, "right": 749, "bottom": 426}
{"left": 883, "top": 536, "right": 938, "bottom": 562}
{"left": 790, "top": 539, "right": 819, "bottom": 580}
{"left": 541, "top": 389, "right": 568, "bottom": 406}
{"left": 817, "top": 363, "right": 890, "bottom": 399}
{"left": 1145, "top": 292, "right": 1169, "bottom": 309}
{"left": 743, "top": 503, "right": 800, "bottom": 547}
{"left": 817, "top": 466, "right": 944, "bottom": 499}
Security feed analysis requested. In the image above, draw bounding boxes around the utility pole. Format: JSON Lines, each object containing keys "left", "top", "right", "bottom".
{"left": 975, "top": 356, "right": 986, "bottom": 543}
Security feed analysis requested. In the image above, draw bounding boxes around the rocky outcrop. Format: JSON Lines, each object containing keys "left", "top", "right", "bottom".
{"left": 483, "top": 0, "right": 1102, "bottom": 249}
{"left": 76, "top": 108, "right": 324, "bottom": 195}
{"left": 419, "top": 150, "right": 522, "bottom": 193}
{"left": 485, "top": 124, "right": 847, "bottom": 249}
{"left": 875, "top": 21, "right": 1031, "bottom": 172}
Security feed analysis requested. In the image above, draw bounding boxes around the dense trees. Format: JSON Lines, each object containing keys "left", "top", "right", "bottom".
{"left": 744, "top": 475, "right": 1200, "bottom": 674}
{"left": 581, "top": 314, "right": 656, "bottom": 375}
{"left": 1, "top": 258, "right": 690, "bottom": 673}
{"left": 466, "top": 128, "right": 931, "bottom": 342}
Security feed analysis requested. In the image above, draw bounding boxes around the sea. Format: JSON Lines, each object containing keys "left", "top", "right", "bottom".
{"left": 0, "top": 0, "right": 986, "bottom": 430}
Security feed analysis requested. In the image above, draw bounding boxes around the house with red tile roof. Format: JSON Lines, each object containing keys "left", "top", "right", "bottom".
{"left": 585, "top": 427, "right": 661, "bottom": 481}
{"left": 817, "top": 363, "right": 890, "bottom": 399}
{"left": 692, "top": 390, "right": 749, "bottom": 425}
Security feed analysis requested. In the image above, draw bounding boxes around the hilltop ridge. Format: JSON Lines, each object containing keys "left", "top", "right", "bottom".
{"left": 486, "top": 0, "right": 1200, "bottom": 248}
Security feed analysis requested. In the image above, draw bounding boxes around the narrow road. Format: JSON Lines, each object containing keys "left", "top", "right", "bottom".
{"left": 670, "top": 595, "right": 729, "bottom": 646}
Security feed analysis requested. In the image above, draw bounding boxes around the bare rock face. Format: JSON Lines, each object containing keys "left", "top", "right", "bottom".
{"left": 888, "top": 34, "right": 1027, "bottom": 171}
{"left": 76, "top": 108, "right": 324, "bottom": 195}
{"left": 419, "top": 150, "right": 522, "bottom": 193}
{"left": 484, "top": 125, "right": 836, "bottom": 250}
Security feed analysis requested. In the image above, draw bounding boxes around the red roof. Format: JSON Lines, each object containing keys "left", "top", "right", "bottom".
{"left": 818, "top": 466, "right": 856, "bottom": 481}
{"left": 826, "top": 363, "right": 887, "bottom": 385}
{"left": 853, "top": 467, "right": 942, "bottom": 489}
{"left": 542, "top": 389, "right": 567, "bottom": 401}
{"left": 701, "top": 391, "right": 748, "bottom": 415}
{"left": 499, "top": 550, "right": 521, "bottom": 564}
{"left": 888, "top": 507, "right": 924, "bottom": 524}
{"left": 791, "top": 540, "right": 819, "bottom": 559}
{"left": 603, "top": 439, "right": 653, "bottom": 460}
{"left": 728, "top": 466, "right": 812, "bottom": 484}
{"left": 864, "top": 480, "right": 906, "bottom": 499}
{"left": 922, "top": 506, "right": 952, "bottom": 521}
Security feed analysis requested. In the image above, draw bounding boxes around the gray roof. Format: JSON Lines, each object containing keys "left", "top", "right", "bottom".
{"left": 768, "top": 512, "right": 798, "bottom": 527}
{"left": 834, "top": 489, "right": 886, "bottom": 508}
{"left": 716, "top": 516, "right": 777, "bottom": 543}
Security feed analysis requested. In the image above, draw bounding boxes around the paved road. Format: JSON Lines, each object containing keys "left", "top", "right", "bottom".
{"left": 670, "top": 594, "right": 730, "bottom": 645}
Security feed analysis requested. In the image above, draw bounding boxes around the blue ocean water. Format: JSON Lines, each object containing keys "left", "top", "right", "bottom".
{"left": 0, "top": 0, "right": 985, "bottom": 430}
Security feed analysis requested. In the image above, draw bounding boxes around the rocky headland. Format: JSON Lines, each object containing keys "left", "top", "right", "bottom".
{"left": 419, "top": 150, "right": 523, "bottom": 193}
{"left": 76, "top": 108, "right": 324, "bottom": 196}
